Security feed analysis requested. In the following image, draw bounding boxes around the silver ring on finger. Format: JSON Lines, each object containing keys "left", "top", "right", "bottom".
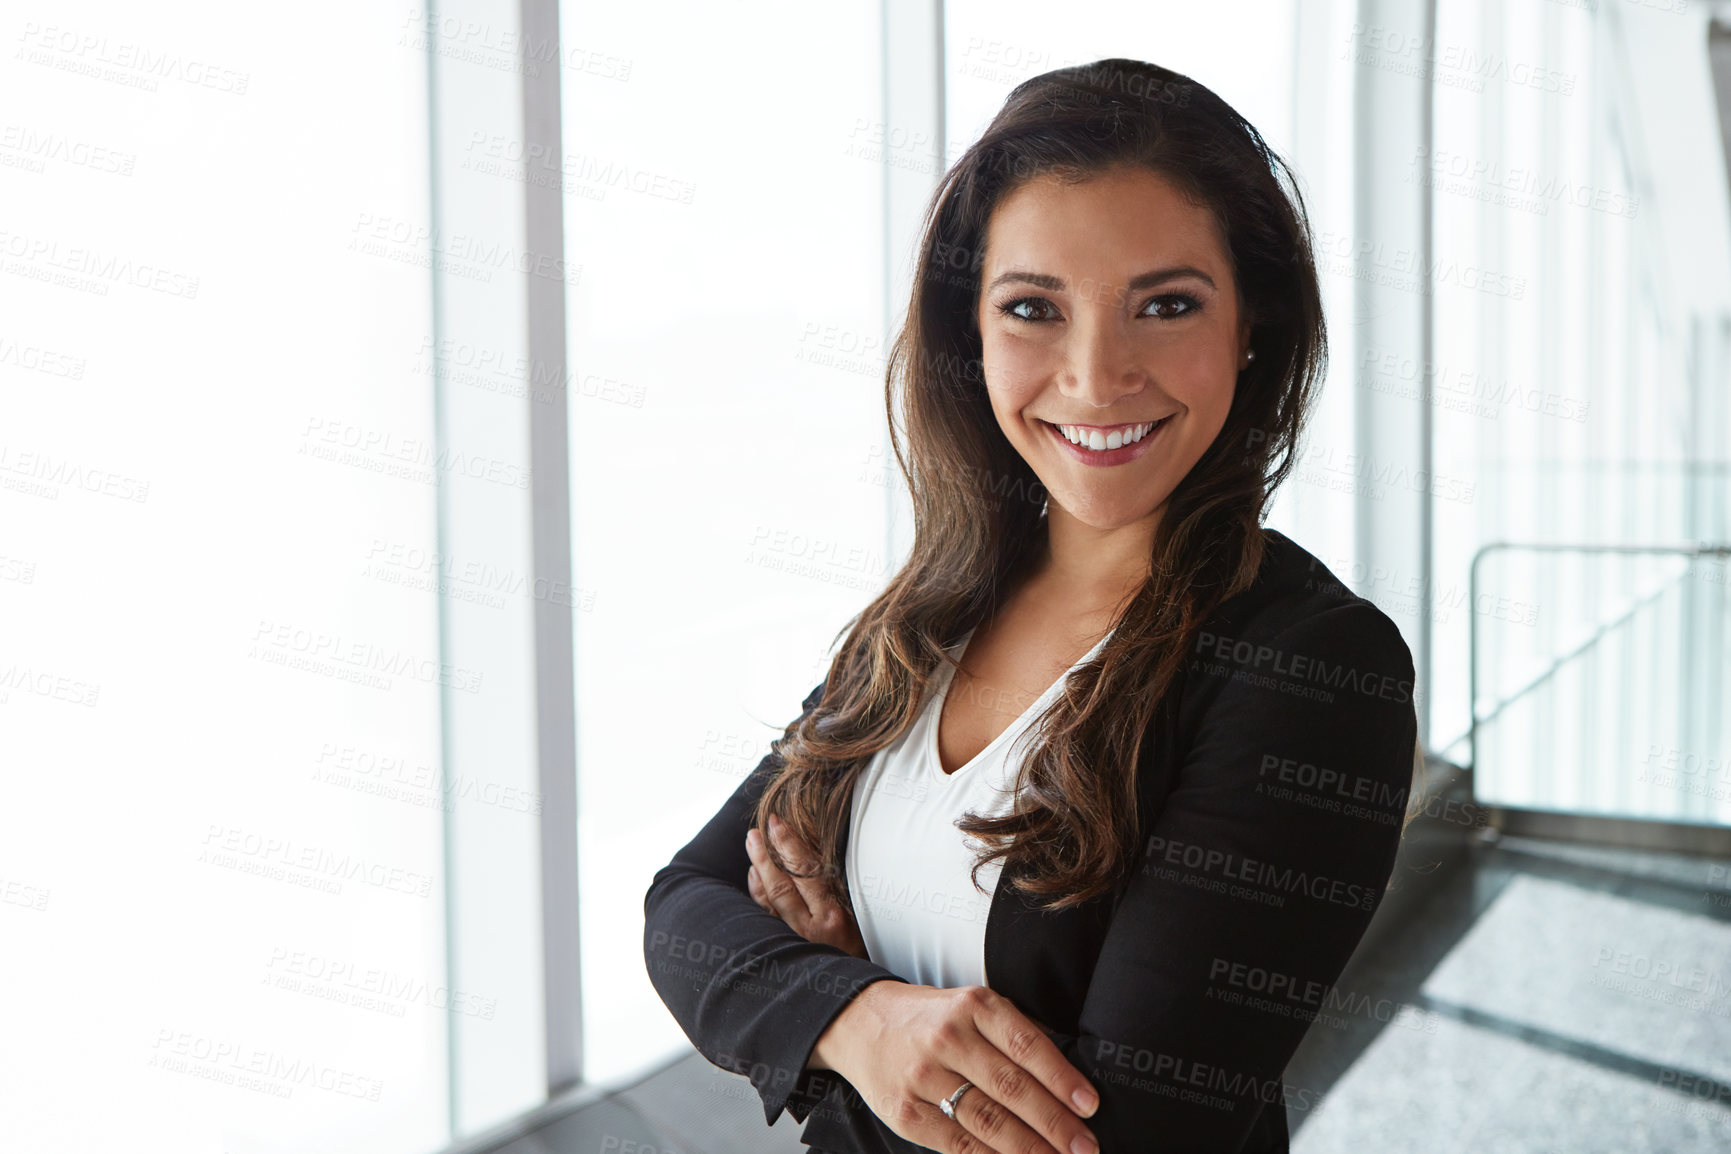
{"left": 938, "top": 1080, "right": 974, "bottom": 1120}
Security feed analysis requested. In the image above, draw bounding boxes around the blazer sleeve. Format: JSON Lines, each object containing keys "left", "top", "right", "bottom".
{"left": 642, "top": 678, "right": 912, "bottom": 1129}
{"left": 1037, "top": 598, "right": 1419, "bottom": 1152}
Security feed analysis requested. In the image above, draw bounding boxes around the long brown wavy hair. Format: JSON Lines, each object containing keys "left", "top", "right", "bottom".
{"left": 751, "top": 58, "right": 1333, "bottom": 914}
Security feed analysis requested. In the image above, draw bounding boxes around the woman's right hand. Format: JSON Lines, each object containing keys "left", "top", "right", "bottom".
{"left": 811, "top": 979, "right": 1101, "bottom": 1154}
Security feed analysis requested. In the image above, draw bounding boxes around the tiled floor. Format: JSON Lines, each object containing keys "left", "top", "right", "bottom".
{"left": 467, "top": 830, "right": 1731, "bottom": 1154}
{"left": 1286, "top": 833, "right": 1731, "bottom": 1153}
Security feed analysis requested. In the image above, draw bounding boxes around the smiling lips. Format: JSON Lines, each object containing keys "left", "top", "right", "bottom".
{"left": 1037, "top": 415, "right": 1174, "bottom": 466}
{"left": 1047, "top": 418, "right": 1170, "bottom": 451}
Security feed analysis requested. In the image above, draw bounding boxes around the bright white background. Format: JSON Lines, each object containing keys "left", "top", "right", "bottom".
{"left": 0, "top": 3, "right": 447, "bottom": 1152}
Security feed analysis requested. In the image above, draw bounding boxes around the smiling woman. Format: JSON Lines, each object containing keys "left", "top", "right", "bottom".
{"left": 644, "top": 57, "right": 1421, "bottom": 1154}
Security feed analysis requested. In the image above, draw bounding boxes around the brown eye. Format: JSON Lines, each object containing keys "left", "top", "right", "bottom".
{"left": 997, "top": 297, "right": 1059, "bottom": 323}
{"left": 1144, "top": 293, "right": 1202, "bottom": 319}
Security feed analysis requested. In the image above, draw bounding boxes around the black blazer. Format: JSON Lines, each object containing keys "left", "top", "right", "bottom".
{"left": 643, "top": 528, "right": 1418, "bottom": 1153}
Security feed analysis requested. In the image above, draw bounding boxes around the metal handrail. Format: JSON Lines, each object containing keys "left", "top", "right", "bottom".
{"left": 1466, "top": 541, "right": 1731, "bottom": 775}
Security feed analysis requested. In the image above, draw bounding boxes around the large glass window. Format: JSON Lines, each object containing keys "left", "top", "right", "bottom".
{"left": 1427, "top": 0, "right": 1731, "bottom": 824}
{"left": 1, "top": 4, "right": 447, "bottom": 1151}
{"left": 558, "top": 0, "right": 891, "bottom": 1086}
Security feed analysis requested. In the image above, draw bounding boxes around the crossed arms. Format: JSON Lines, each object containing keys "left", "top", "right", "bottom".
{"left": 644, "top": 598, "right": 1418, "bottom": 1151}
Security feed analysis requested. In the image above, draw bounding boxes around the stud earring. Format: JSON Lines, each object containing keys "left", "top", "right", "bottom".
{"left": 1245, "top": 348, "right": 1256, "bottom": 364}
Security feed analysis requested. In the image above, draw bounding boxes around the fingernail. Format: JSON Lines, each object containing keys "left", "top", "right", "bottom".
{"left": 746, "top": 829, "right": 759, "bottom": 849}
{"left": 1072, "top": 1088, "right": 1098, "bottom": 1115}
{"left": 1071, "top": 1135, "right": 1098, "bottom": 1154}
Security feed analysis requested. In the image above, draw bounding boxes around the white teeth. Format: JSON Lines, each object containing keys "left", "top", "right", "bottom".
{"left": 1055, "top": 419, "right": 1163, "bottom": 451}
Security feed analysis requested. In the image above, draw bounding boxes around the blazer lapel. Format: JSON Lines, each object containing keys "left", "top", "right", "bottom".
{"left": 833, "top": 698, "right": 1181, "bottom": 1036}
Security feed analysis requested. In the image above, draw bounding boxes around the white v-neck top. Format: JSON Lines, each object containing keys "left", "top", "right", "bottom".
{"left": 845, "top": 625, "right": 1114, "bottom": 990}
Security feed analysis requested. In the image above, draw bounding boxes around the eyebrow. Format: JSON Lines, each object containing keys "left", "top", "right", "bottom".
{"left": 985, "top": 265, "right": 1217, "bottom": 294}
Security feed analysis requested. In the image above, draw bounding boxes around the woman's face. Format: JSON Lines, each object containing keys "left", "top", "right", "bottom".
{"left": 974, "top": 164, "right": 1252, "bottom": 534}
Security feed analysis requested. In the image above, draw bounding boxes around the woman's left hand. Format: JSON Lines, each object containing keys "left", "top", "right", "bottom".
{"left": 746, "top": 814, "right": 871, "bottom": 960}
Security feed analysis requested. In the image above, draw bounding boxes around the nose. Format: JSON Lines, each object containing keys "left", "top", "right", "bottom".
{"left": 1058, "top": 308, "right": 1147, "bottom": 410}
